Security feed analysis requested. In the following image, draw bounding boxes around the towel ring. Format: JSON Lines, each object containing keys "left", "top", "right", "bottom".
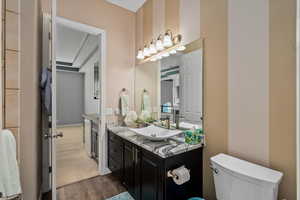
{"left": 120, "top": 88, "right": 129, "bottom": 95}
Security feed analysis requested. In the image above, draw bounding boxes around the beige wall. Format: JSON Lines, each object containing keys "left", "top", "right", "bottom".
{"left": 3, "top": 0, "right": 21, "bottom": 159}
{"left": 2, "top": 0, "right": 43, "bottom": 200}
{"left": 152, "top": 0, "right": 165, "bottom": 38}
{"left": 165, "top": 0, "right": 179, "bottom": 34}
{"left": 143, "top": 0, "right": 153, "bottom": 44}
{"left": 269, "top": 0, "right": 297, "bottom": 199}
{"left": 200, "top": 1, "right": 228, "bottom": 199}
{"left": 228, "top": 0, "right": 270, "bottom": 165}
{"left": 42, "top": 0, "right": 136, "bottom": 113}
{"left": 20, "top": 0, "right": 43, "bottom": 199}
{"left": 179, "top": 0, "right": 201, "bottom": 45}
{"left": 0, "top": 0, "right": 3, "bottom": 130}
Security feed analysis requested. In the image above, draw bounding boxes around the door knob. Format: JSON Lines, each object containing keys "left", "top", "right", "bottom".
{"left": 54, "top": 132, "right": 64, "bottom": 138}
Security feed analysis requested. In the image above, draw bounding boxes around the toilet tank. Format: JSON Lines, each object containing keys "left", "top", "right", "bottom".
{"left": 210, "top": 154, "right": 283, "bottom": 200}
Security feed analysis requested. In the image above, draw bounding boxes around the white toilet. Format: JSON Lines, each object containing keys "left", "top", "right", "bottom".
{"left": 210, "top": 153, "right": 283, "bottom": 200}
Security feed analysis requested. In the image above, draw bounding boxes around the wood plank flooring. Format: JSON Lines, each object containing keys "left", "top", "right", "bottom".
{"left": 42, "top": 175, "right": 126, "bottom": 200}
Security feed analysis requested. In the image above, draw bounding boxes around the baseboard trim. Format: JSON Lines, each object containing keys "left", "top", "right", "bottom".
{"left": 100, "top": 167, "right": 111, "bottom": 176}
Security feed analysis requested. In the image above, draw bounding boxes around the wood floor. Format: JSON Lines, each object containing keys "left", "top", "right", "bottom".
{"left": 56, "top": 125, "right": 99, "bottom": 187}
{"left": 43, "top": 175, "right": 126, "bottom": 200}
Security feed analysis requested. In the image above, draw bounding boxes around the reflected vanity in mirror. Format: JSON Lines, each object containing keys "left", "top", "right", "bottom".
{"left": 135, "top": 38, "right": 204, "bottom": 131}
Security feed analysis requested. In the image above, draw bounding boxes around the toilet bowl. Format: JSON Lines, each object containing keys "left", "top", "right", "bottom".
{"left": 210, "top": 153, "right": 283, "bottom": 200}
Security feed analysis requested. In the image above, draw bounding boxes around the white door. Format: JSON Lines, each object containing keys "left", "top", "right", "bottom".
{"left": 181, "top": 49, "right": 203, "bottom": 124}
{"left": 51, "top": 0, "right": 58, "bottom": 199}
{"left": 41, "top": 0, "right": 58, "bottom": 199}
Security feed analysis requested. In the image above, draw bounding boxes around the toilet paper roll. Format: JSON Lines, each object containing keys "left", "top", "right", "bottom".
{"left": 172, "top": 166, "right": 190, "bottom": 185}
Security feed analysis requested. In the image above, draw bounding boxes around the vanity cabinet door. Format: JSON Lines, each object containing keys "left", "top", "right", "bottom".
{"left": 123, "top": 141, "right": 136, "bottom": 198}
{"left": 139, "top": 150, "right": 163, "bottom": 200}
{"left": 91, "top": 122, "right": 98, "bottom": 163}
{"left": 108, "top": 131, "right": 123, "bottom": 180}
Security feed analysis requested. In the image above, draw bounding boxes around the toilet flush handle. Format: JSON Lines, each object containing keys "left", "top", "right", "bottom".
{"left": 209, "top": 164, "right": 219, "bottom": 174}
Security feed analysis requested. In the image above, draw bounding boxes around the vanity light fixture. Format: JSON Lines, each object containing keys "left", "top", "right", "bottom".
{"left": 162, "top": 52, "right": 170, "bottom": 57}
{"left": 170, "top": 49, "right": 177, "bottom": 54}
{"left": 137, "top": 49, "right": 144, "bottom": 59}
{"left": 176, "top": 45, "right": 186, "bottom": 51}
{"left": 157, "top": 55, "right": 163, "bottom": 60}
{"left": 156, "top": 35, "right": 164, "bottom": 51}
{"left": 163, "top": 30, "right": 173, "bottom": 47}
{"left": 137, "top": 29, "right": 186, "bottom": 63}
{"left": 143, "top": 45, "right": 150, "bottom": 57}
{"left": 150, "top": 57, "right": 157, "bottom": 62}
{"left": 149, "top": 40, "right": 157, "bottom": 54}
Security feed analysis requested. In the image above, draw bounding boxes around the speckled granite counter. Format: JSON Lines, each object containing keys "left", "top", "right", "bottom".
{"left": 108, "top": 126, "right": 204, "bottom": 159}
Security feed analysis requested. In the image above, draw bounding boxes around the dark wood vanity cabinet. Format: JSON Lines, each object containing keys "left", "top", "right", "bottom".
{"left": 123, "top": 141, "right": 137, "bottom": 197}
{"left": 107, "top": 130, "right": 203, "bottom": 200}
{"left": 139, "top": 150, "right": 164, "bottom": 200}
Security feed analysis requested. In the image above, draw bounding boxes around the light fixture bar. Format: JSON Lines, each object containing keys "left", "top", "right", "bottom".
{"left": 139, "top": 43, "right": 182, "bottom": 64}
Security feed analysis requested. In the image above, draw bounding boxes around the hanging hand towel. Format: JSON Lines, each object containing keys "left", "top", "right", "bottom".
{"left": 0, "top": 130, "right": 22, "bottom": 197}
{"left": 142, "top": 93, "right": 151, "bottom": 113}
{"left": 120, "top": 93, "right": 130, "bottom": 116}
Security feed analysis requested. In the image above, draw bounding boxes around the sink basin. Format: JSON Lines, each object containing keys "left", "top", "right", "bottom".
{"left": 129, "top": 125, "right": 182, "bottom": 141}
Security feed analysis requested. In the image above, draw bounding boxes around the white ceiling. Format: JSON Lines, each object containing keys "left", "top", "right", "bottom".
{"left": 56, "top": 23, "right": 98, "bottom": 68}
{"left": 105, "top": 0, "right": 146, "bottom": 12}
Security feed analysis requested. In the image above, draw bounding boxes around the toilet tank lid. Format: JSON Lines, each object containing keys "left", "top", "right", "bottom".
{"left": 211, "top": 154, "right": 283, "bottom": 184}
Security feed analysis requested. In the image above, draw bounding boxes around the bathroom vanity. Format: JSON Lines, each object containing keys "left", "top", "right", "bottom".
{"left": 83, "top": 114, "right": 100, "bottom": 163}
{"left": 107, "top": 127, "right": 203, "bottom": 200}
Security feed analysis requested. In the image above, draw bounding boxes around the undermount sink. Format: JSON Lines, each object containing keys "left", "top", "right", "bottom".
{"left": 129, "top": 125, "right": 182, "bottom": 141}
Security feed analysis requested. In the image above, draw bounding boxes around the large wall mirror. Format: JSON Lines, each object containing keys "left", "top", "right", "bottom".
{"left": 135, "top": 38, "right": 204, "bottom": 130}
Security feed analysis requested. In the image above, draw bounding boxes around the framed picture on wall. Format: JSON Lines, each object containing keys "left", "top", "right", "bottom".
{"left": 94, "top": 62, "right": 100, "bottom": 99}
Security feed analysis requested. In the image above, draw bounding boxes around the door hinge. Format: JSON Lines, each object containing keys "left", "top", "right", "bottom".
{"left": 48, "top": 32, "right": 52, "bottom": 40}
{"left": 49, "top": 166, "right": 52, "bottom": 173}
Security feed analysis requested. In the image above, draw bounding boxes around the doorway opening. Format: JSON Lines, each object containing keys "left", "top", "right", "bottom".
{"left": 55, "top": 17, "right": 107, "bottom": 187}
{"left": 42, "top": 15, "right": 107, "bottom": 198}
{"left": 55, "top": 20, "right": 101, "bottom": 187}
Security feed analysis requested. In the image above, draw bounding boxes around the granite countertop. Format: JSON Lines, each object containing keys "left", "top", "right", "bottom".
{"left": 108, "top": 126, "right": 204, "bottom": 159}
{"left": 82, "top": 113, "right": 100, "bottom": 123}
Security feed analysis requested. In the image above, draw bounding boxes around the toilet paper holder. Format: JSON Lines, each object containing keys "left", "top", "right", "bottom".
{"left": 167, "top": 166, "right": 190, "bottom": 179}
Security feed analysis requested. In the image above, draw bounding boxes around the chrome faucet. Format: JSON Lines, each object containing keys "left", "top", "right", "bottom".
{"left": 160, "top": 116, "right": 171, "bottom": 129}
{"left": 174, "top": 110, "right": 184, "bottom": 129}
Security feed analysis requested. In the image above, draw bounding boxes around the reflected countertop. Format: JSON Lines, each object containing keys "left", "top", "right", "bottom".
{"left": 82, "top": 113, "right": 100, "bottom": 123}
{"left": 107, "top": 126, "right": 204, "bottom": 159}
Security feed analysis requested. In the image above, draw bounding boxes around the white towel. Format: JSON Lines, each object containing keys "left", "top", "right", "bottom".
{"left": 0, "top": 129, "right": 22, "bottom": 197}
{"left": 120, "top": 93, "right": 130, "bottom": 116}
{"left": 142, "top": 93, "right": 151, "bottom": 113}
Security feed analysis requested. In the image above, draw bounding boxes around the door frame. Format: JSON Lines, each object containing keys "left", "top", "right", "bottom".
{"left": 55, "top": 16, "right": 108, "bottom": 175}
{"left": 297, "top": 0, "right": 300, "bottom": 198}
